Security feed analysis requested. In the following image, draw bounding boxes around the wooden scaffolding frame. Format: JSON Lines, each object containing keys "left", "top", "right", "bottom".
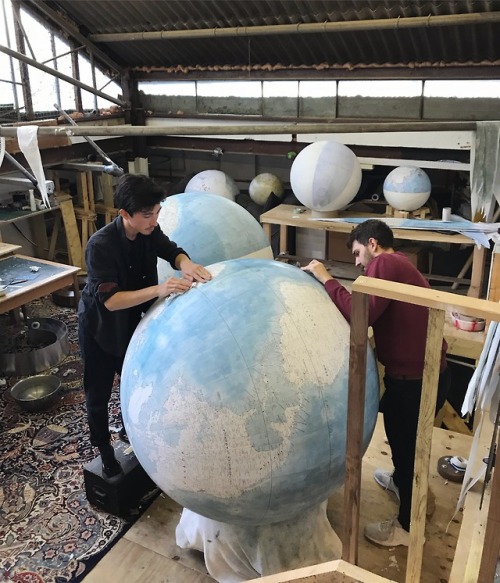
{"left": 255, "top": 279, "right": 500, "bottom": 583}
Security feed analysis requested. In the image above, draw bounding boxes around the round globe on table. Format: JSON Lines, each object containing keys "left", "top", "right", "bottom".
{"left": 290, "top": 140, "right": 362, "bottom": 213}
{"left": 184, "top": 169, "right": 239, "bottom": 201}
{"left": 383, "top": 166, "right": 432, "bottom": 211}
{"left": 157, "top": 192, "right": 273, "bottom": 281}
{"left": 121, "top": 258, "right": 379, "bottom": 526}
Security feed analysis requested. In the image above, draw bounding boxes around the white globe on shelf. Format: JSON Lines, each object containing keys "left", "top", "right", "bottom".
{"left": 185, "top": 169, "right": 239, "bottom": 201}
{"left": 383, "top": 166, "right": 432, "bottom": 211}
{"left": 290, "top": 140, "right": 362, "bottom": 214}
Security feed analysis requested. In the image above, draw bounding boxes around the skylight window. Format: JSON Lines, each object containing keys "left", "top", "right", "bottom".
{"left": 425, "top": 80, "right": 500, "bottom": 98}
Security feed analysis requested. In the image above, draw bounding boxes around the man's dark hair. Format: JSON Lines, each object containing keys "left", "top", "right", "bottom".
{"left": 114, "top": 174, "right": 166, "bottom": 215}
{"left": 346, "top": 219, "right": 394, "bottom": 250}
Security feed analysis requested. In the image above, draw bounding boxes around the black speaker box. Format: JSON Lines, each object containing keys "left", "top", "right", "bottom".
{"left": 83, "top": 441, "right": 158, "bottom": 517}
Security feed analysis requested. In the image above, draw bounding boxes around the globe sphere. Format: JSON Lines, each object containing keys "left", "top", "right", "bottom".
{"left": 383, "top": 166, "right": 432, "bottom": 211}
{"left": 185, "top": 169, "right": 239, "bottom": 201}
{"left": 157, "top": 192, "right": 273, "bottom": 281}
{"left": 290, "top": 141, "right": 362, "bottom": 213}
{"left": 249, "top": 173, "right": 284, "bottom": 206}
{"left": 121, "top": 259, "right": 379, "bottom": 526}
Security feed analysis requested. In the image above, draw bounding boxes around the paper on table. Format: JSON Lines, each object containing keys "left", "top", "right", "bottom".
{"left": 17, "top": 126, "right": 50, "bottom": 208}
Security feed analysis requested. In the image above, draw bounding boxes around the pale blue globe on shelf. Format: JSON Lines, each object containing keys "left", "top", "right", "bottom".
{"left": 157, "top": 192, "right": 273, "bottom": 281}
{"left": 185, "top": 169, "right": 239, "bottom": 201}
{"left": 290, "top": 140, "right": 362, "bottom": 214}
{"left": 120, "top": 258, "right": 380, "bottom": 526}
{"left": 383, "top": 166, "right": 432, "bottom": 211}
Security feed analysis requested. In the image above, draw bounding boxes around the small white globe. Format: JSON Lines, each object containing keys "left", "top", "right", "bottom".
{"left": 383, "top": 166, "right": 432, "bottom": 211}
{"left": 290, "top": 141, "right": 362, "bottom": 213}
{"left": 249, "top": 173, "right": 284, "bottom": 206}
{"left": 185, "top": 170, "right": 239, "bottom": 201}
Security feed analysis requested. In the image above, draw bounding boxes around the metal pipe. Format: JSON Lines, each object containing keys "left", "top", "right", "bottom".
{"left": 3, "top": 150, "right": 37, "bottom": 186}
{"left": 89, "top": 11, "right": 500, "bottom": 43}
{"left": 0, "top": 43, "right": 125, "bottom": 107}
{"left": 53, "top": 103, "right": 124, "bottom": 176}
{"left": 0, "top": 120, "right": 478, "bottom": 138}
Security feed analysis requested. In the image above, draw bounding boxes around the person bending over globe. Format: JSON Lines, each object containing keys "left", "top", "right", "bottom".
{"left": 78, "top": 174, "right": 212, "bottom": 482}
{"left": 302, "top": 219, "right": 450, "bottom": 547}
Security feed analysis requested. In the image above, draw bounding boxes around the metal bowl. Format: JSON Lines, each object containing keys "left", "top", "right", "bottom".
{"left": 10, "top": 374, "right": 62, "bottom": 412}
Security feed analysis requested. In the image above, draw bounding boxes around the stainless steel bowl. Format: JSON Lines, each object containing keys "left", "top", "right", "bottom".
{"left": 10, "top": 374, "right": 61, "bottom": 412}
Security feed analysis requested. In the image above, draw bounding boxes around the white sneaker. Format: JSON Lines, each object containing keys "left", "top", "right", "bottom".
{"left": 374, "top": 469, "right": 400, "bottom": 500}
{"left": 364, "top": 517, "right": 410, "bottom": 547}
{"left": 374, "top": 469, "right": 436, "bottom": 517}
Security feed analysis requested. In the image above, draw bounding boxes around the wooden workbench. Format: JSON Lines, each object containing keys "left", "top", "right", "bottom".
{"left": 260, "top": 204, "right": 486, "bottom": 298}
{"left": 0, "top": 254, "right": 80, "bottom": 314}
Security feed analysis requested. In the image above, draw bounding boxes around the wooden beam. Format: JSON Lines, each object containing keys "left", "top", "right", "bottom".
{"left": 249, "top": 559, "right": 396, "bottom": 583}
{"left": 352, "top": 276, "right": 500, "bottom": 322}
{"left": 406, "top": 307, "right": 445, "bottom": 583}
{"left": 342, "top": 290, "right": 369, "bottom": 565}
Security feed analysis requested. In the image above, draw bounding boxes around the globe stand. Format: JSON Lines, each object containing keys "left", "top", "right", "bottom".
{"left": 385, "top": 204, "right": 431, "bottom": 220}
{"left": 311, "top": 209, "right": 339, "bottom": 218}
{"left": 175, "top": 500, "right": 342, "bottom": 583}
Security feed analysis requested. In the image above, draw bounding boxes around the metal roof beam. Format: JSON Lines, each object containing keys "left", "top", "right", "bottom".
{"left": 0, "top": 43, "right": 126, "bottom": 107}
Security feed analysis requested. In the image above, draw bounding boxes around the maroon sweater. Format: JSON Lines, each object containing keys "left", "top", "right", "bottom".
{"left": 324, "top": 251, "right": 447, "bottom": 378}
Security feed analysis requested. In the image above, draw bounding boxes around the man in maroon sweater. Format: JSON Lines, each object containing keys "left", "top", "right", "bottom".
{"left": 302, "top": 219, "right": 450, "bottom": 547}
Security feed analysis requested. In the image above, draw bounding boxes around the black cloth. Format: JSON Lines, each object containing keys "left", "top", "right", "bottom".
{"left": 78, "top": 215, "right": 187, "bottom": 358}
{"left": 381, "top": 367, "right": 451, "bottom": 531}
{"left": 78, "top": 215, "right": 188, "bottom": 447}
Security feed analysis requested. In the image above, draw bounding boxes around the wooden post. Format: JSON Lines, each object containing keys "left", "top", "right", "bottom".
{"left": 406, "top": 307, "right": 445, "bottom": 583}
{"left": 488, "top": 242, "right": 500, "bottom": 302}
{"left": 468, "top": 246, "right": 486, "bottom": 298}
{"left": 342, "top": 290, "right": 369, "bottom": 565}
{"left": 477, "top": 448, "right": 500, "bottom": 583}
{"left": 55, "top": 194, "right": 83, "bottom": 269}
{"left": 279, "top": 225, "right": 288, "bottom": 254}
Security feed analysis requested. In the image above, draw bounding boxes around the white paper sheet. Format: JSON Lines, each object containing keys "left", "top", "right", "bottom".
{"left": 17, "top": 126, "right": 50, "bottom": 208}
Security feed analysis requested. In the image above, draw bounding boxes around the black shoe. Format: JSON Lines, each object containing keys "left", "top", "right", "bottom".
{"left": 118, "top": 427, "right": 129, "bottom": 443}
{"left": 101, "top": 456, "right": 123, "bottom": 484}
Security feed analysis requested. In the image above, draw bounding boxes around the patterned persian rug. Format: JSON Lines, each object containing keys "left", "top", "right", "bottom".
{"left": 0, "top": 297, "right": 134, "bottom": 583}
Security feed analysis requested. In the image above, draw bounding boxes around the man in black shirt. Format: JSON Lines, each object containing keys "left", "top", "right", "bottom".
{"left": 78, "top": 174, "right": 212, "bottom": 481}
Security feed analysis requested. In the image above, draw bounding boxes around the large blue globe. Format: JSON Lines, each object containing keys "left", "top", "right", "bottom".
{"left": 121, "top": 259, "right": 379, "bottom": 526}
{"left": 157, "top": 192, "right": 273, "bottom": 281}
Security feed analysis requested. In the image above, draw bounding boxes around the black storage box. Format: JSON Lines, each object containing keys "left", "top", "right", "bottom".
{"left": 83, "top": 441, "right": 158, "bottom": 517}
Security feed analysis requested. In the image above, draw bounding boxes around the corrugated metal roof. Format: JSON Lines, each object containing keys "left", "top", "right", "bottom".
{"left": 28, "top": 1, "right": 500, "bottom": 78}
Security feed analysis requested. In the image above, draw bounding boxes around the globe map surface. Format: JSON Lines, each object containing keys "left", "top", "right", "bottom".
{"left": 383, "top": 166, "right": 432, "bottom": 211}
{"left": 157, "top": 192, "right": 273, "bottom": 281}
{"left": 121, "top": 259, "right": 379, "bottom": 526}
{"left": 290, "top": 140, "right": 362, "bottom": 212}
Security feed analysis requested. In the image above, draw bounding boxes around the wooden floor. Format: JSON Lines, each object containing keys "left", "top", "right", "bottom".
{"left": 82, "top": 414, "right": 476, "bottom": 583}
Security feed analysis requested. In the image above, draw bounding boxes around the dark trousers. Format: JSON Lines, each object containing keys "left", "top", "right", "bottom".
{"left": 79, "top": 324, "right": 124, "bottom": 449}
{"left": 381, "top": 366, "right": 451, "bottom": 531}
